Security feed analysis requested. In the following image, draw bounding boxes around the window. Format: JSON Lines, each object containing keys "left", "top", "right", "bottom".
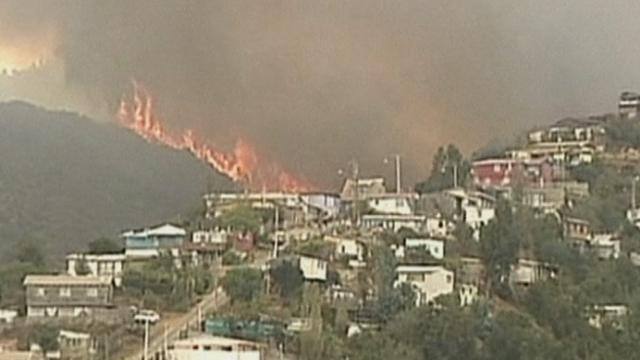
{"left": 60, "top": 287, "right": 71, "bottom": 297}
{"left": 37, "top": 288, "right": 45, "bottom": 296}
{"left": 446, "top": 275, "right": 453, "bottom": 284}
{"left": 87, "top": 288, "right": 98, "bottom": 297}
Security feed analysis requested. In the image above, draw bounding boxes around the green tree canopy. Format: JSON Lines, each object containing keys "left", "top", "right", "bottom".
{"left": 221, "top": 267, "right": 263, "bottom": 304}
{"left": 88, "top": 237, "right": 123, "bottom": 254}
{"left": 270, "top": 260, "right": 304, "bottom": 302}
{"left": 216, "top": 205, "right": 263, "bottom": 233}
{"left": 415, "top": 144, "right": 471, "bottom": 194}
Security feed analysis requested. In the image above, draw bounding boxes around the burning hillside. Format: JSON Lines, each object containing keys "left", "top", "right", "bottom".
{"left": 117, "top": 81, "right": 315, "bottom": 192}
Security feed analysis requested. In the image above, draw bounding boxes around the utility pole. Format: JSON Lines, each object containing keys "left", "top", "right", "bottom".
{"left": 633, "top": 176, "right": 638, "bottom": 210}
{"left": 351, "top": 160, "right": 360, "bottom": 226}
{"left": 143, "top": 319, "right": 150, "bottom": 360}
{"left": 394, "top": 154, "right": 401, "bottom": 193}
{"left": 453, "top": 163, "right": 458, "bottom": 188}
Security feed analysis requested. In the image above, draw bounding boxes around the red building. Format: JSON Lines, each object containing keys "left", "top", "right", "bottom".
{"left": 472, "top": 158, "right": 555, "bottom": 190}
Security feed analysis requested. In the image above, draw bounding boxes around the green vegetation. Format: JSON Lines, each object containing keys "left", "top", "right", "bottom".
{"left": 74, "top": 256, "right": 92, "bottom": 276}
{"left": 415, "top": 145, "right": 470, "bottom": 193}
{"left": 220, "top": 267, "right": 263, "bottom": 304}
{"left": 122, "top": 255, "right": 213, "bottom": 310}
{"left": 29, "top": 323, "right": 60, "bottom": 353}
{"left": 221, "top": 250, "right": 244, "bottom": 266}
{"left": 0, "top": 102, "right": 232, "bottom": 260}
{"left": 88, "top": 237, "right": 123, "bottom": 254}
{"left": 269, "top": 260, "right": 304, "bottom": 302}
{"left": 216, "top": 205, "right": 269, "bottom": 233}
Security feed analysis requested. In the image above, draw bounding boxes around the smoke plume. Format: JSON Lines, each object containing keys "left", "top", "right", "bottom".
{"left": 2, "top": 0, "right": 640, "bottom": 188}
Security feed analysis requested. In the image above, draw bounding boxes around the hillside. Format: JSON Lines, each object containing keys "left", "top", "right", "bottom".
{"left": 0, "top": 101, "right": 233, "bottom": 261}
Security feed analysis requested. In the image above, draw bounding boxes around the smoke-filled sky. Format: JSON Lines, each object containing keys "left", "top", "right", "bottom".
{"left": 2, "top": 0, "right": 640, "bottom": 188}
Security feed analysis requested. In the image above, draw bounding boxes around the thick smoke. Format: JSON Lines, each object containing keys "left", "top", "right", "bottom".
{"left": 2, "top": 0, "right": 640, "bottom": 187}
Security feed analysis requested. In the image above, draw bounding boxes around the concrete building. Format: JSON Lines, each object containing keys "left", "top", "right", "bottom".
{"left": 24, "top": 275, "right": 113, "bottom": 319}
{"left": 395, "top": 265, "right": 454, "bottom": 306}
{"left": 65, "top": 253, "right": 126, "bottom": 287}
{"left": 167, "top": 335, "right": 264, "bottom": 360}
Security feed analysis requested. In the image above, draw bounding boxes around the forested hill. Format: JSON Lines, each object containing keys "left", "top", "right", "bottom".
{"left": 0, "top": 101, "right": 232, "bottom": 261}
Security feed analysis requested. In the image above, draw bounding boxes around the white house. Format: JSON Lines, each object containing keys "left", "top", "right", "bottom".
{"left": 360, "top": 214, "right": 426, "bottom": 232}
{"left": 395, "top": 265, "right": 454, "bottom": 306}
{"left": 587, "top": 305, "right": 629, "bottom": 329}
{"left": 366, "top": 193, "right": 417, "bottom": 216}
{"left": 192, "top": 229, "right": 228, "bottom": 245}
{"left": 299, "top": 256, "right": 328, "bottom": 282}
{"left": 326, "top": 236, "right": 365, "bottom": 262}
{"left": 167, "top": 335, "right": 264, "bottom": 360}
{"left": 627, "top": 208, "right": 640, "bottom": 229}
{"left": 458, "top": 284, "right": 478, "bottom": 307}
{"left": 590, "top": 234, "right": 621, "bottom": 260}
{"left": 405, "top": 238, "right": 445, "bottom": 260}
{"left": 446, "top": 189, "right": 495, "bottom": 240}
{"left": 0, "top": 309, "right": 17, "bottom": 324}
{"left": 424, "top": 215, "right": 453, "bottom": 238}
{"left": 66, "top": 253, "right": 126, "bottom": 287}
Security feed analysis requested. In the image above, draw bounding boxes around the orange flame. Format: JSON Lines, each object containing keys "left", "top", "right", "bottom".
{"left": 117, "top": 81, "right": 315, "bottom": 192}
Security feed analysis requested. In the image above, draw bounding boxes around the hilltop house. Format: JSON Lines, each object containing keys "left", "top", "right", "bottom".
{"left": 24, "top": 275, "right": 114, "bottom": 319}
{"left": 365, "top": 193, "right": 418, "bottom": 216}
{"left": 395, "top": 265, "right": 454, "bottom": 306}
{"left": 405, "top": 238, "right": 445, "bottom": 260}
{"left": 510, "top": 259, "right": 558, "bottom": 287}
{"left": 360, "top": 214, "right": 426, "bottom": 232}
{"left": 270, "top": 255, "right": 328, "bottom": 282}
{"left": 619, "top": 91, "right": 640, "bottom": 119}
{"left": 121, "top": 223, "right": 186, "bottom": 258}
{"left": 340, "top": 178, "right": 386, "bottom": 201}
{"left": 65, "top": 253, "right": 126, "bottom": 287}
{"left": 59, "top": 330, "right": 96, "bottom": 360}
{"left": 447, "top": 189, "right": 495, "bottom": 240}
{"left": 326, "top": 236, "right": 365, "bottom": 266}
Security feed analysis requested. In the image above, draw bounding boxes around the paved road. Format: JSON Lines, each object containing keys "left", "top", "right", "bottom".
{"left": 122, "top": 287, "right": 227, "bottom": 360}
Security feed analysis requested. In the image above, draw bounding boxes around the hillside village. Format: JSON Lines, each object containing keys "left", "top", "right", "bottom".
{"left": 5, "top": 92, "right": 640, "bottom": 359}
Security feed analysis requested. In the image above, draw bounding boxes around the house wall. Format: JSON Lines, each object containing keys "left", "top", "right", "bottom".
{"left": 425, "top": 217, "right": 450, "bottom": 237}
{"left": 25, "top": 284, "right": 112, "bottom": 313}
{"left": 299, "top": 257, "right": 327, "bottom": 281}
{"left": 361, "top": 215, "right": 425, "bottom": 232}
{"left": 335, "top": 240, "right": 363, "bottom": 260}
{"left": 367, "top": 197, "right": 413, "bottom": 215}
{"left": 192, "top": 231, "right": 227, "bottom": 244}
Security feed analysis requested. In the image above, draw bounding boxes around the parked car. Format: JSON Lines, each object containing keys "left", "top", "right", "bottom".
{"left": 134, "top": 309, "right": 160, "bottom": 325}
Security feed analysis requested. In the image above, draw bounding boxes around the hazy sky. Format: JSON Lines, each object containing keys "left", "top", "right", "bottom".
{"left": 2, "top": 0, "right": 640, "bottom": 188}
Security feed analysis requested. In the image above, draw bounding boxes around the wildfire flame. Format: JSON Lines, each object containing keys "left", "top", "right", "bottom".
{"left": 117, "top": 81, "right": 315, "bottom": 192}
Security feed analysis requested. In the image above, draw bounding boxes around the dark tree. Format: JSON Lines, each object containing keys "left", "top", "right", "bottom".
{"left": 88, "top": 237, "right": 123, "bottom": 254}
